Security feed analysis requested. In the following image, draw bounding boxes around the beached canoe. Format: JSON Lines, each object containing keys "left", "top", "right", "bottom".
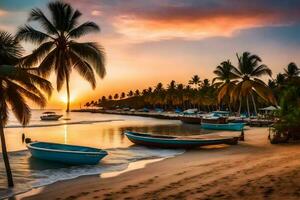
{"left": 201, "top": 122, "right": 244, "bottom": 131}
{"left": 27, "top": 142, "right": 108, "bottom": 165}
{"left": 125, "top": 131, "right": 238, "bottom": 148}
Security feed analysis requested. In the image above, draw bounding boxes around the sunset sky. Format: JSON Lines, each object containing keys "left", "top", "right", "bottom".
{"left": 1, "top": 0, "right": 300, "bottom": 109}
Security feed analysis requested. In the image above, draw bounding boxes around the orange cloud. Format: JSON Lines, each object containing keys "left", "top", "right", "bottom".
{"left": 0, "top": 9, "right": 7, "bottom": 16}
{"left": 113, "top": 13, "right": 287, "bottom": 42}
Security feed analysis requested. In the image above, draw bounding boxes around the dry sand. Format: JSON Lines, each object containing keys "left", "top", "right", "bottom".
{"left": 17, "top": 127, "right": 300, "bottom": 200}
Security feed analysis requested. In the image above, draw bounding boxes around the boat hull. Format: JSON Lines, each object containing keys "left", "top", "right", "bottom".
{"left": 40, "top": 115, "right": 63, "bottom": 121}
{"left": 202, "top": 123, "right": 244, "bottom": 131}
{"left": 125, "top": 131, "right": 238, "bottom": 149}
{"left": 179, "top": 116, "right": 202, "bottom": 124}
{"left": 27, "top": 142, "right": 107, "bottom": 165}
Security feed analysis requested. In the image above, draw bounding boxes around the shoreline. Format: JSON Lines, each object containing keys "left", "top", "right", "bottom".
{"left": 12, "top": 157, "right": 167, "bottom": 200}
{"left": 11, "top": 127, "right": 300, "bottom": 200}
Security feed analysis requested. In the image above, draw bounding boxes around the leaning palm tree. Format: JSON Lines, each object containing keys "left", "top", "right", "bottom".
{"left": 16, "top": 1, "right": 106, "bottom": 112}
{"left": 212, "top": 60, "right": 238, "bottom": 105}
{"left": 0, "top": 31, "right": 52, "bottom": 187}
{"left": 231, "top": 52, "right": 276, "bottom": 116}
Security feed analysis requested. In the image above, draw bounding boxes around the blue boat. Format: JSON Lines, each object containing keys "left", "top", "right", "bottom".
{"left": 27, "top": 142, "right": 108, "bottom": 165}
{"left": 201, "top": 122, "right": 245, "bottom": 131}
{"left": 125, "top": 131, "right": 238, "bottom": 148}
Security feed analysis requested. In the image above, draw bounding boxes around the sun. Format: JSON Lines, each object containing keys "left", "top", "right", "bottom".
{"left": 59, "top": 94, "right": 77, "bottom": 103}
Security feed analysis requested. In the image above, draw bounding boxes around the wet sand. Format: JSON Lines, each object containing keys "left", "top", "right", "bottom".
{"left": 17, "top": 127, "right": 300, "bottom": 200}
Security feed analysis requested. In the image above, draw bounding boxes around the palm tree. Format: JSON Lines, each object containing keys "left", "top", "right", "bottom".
{"left": 101, "top": 96, "right": 106, "bottom": 101}
{"left": 0, "top": 31, "right": 52, "bottom": 187}
{"left": 108, "top": 95, "right": 112, "bottom": 100}
{"left": 127, "top": 90, "right": 134, "bottom": 97}
{"left": 231, "top": 52, "right": 276, "bottom": 116}
{"left": 16, "top": 1, "right": 106, "bottom": 112}
{"left": 114, "top": 93, "right": 119, "bottom": 100}
{"left": 120, "top": 92, "right": 126, "bottom": 99}
{"left": 284, "top": 62, "right": 299, "bottom": 80}
{"left": 188, "top": 75, "right": 201, "bottom": 89}
{"left": 134, "top": 89, "right": 140, "bottom": 96}
{"left": 212, "top": 60, "right": 238, "bottom": 106}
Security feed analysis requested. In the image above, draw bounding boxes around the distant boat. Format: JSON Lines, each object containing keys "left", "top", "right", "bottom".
{"left": 125, "top": 131, "right": 238, "bottom": 148}
{"left": 40, "top": 112, "right": 63, "bottom": 121}
{"left": 202, "top": 122, "right": 244, "bottom": 131}
{"left": 179, "top": 116, "right": 202, "bottom": 124}
{"left": 27, "top": 142, "right": 108, "bottom": 165}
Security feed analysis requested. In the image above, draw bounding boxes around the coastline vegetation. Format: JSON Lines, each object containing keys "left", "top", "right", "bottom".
{"left": 86, "top": 53, "right": 299, "bottom": 118}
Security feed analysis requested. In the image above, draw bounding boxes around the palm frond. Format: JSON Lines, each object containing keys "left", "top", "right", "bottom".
{"left": 69, "top": 42, "right": 106, "bottom": 78}
{"left": 28, "top": 8, "right": 59, "bottom": 35}
{"left": 0, "top": 31, "right": 24, "bottom": 65}
{"left": 68, "top": 22, "right": 99, "bottom": 39}
{"left": 6, "top": 84, "right": 31, "bottom": 126}
{"left": 38, "top": 49, "right": 57, "bottom": 77}
{"left": 5, "top": 79, "right": 47, "bottom": 107}
{"left": 16, "top": 25, "right": 51, "bottom": 44}
{"left": 20, "top": 41, "right": 55, "bottom": 68}
{"left": 67, "top": 10, "right": 82, "bottom": 31}
{"left": 69, "top": 51, "right": 96, "bottom": 88}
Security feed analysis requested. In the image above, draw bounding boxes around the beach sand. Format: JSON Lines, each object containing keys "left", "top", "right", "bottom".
{"left": 18, "top": 127, "right": 300, "bottom": 200}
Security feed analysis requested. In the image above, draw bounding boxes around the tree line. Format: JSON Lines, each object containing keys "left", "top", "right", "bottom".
{"left": 86, "top": 52, "right": 299, "bottom": 116}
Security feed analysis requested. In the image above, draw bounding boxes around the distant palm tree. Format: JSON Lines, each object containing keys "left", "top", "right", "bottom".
{"left": 231, "top": 52, "right": 276, "bottom": 116}
{"left": 114, "top": 93, "right": 119, "bottom": 100}
{"left": 284, "top": 62, "right": 299, "bottom": 80}
{"left": 134, "top": 89, "right": 140, "bottom": 96}
{"left": 16, "top": 1, "right": 106, "bottom": 112}
{"left": 101, "top": 96, "right": 106, "bottom": 101}
{"left": 120, "top": 92, "right": 125, "bottom": 99}
{"left": 84, "top": 102, "right": 90, "bottom": 108}
{"left": 212, "top": 60, "right": 238, "bottom": 104}
{"left": 127, "top": 90, "right": 134, "bottom": 97}
{"left": 0, "top": 31, "right": 52, "bottom": 187}
{"left": 275, "top": 73, "right": 286, "bottom": 86}
{"left": 188, "top": 75, "right": 201, "bottom": 89}
{"left": 108, "top": 95, "right": 112, "bottom": 100}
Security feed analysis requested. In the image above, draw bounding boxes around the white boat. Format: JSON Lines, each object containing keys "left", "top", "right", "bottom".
{"left": 40, "top": 112, "right": 63, "bottom": 121}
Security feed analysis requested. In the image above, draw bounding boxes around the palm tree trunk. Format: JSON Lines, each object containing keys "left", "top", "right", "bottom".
{"left": 238, "top": 97, "right": 242, "bottom": 116}
{"left": 250, "top": 93, "right": 257, "bottom": 116}
{"left": 0, "top": 124, "right": 14, "bottom": 187}
{"left": 66, "top": 74, "right": 70, "bottom": 112}
{"left": 246, "top": 96, "right": 250, "bottom": 117}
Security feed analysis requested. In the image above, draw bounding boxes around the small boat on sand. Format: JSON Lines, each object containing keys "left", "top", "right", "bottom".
{"left": 202, "top": 122, "right": 244, "bottom": 131}
{"left": 27, "top": 142, "right": 108, "bottom": 165}
{"left": 125, "top": 131, "right": 238, "bottom": 148}
{"left": 40, "top": 112, "right": 63, "bottom": 121}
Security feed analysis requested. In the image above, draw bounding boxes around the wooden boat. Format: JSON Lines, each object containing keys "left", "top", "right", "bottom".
{"left": 124, "top": 131, "right": 238, "bottom": 148}
{"left": 201, "top": 122, "right": 244, "bottom": 131}
{"left": 40, "top": 112, "right": 63, "bottom": 121}
{"left": 27, "top": 142, "right": 108, "bottom": 165}
{"left": 202, "top": 116, "right": 228, "bottom": 124}
{"left": 179, "top": 116, "right": 202, "bottom": 124}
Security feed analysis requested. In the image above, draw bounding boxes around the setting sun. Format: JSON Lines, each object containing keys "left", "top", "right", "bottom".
{"left": 59, "top": 94, "right": 76, "bottom": 104}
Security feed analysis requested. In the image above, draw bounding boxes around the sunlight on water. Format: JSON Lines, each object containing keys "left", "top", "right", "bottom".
{"left": 0, "top": 110, "right": 211, "bottom": 198}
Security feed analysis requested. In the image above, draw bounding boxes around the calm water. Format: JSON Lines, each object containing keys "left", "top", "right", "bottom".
{"left": 0, "top": 110, "right": 210, "bottom": 198}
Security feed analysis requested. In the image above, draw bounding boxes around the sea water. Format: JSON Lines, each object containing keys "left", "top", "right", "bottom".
{"left": 0, "top": 110, "right": 208, "bottom": 198}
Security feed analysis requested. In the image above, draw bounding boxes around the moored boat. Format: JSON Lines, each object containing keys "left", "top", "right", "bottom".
{"left": 27, "top": 142, "right": 108, "bottom": 165}
{"left": 125, "top": 131, "right": 238, "bottom": 148}
{"left": 201, "top": 122, "right": 245, "bottom": 131}
{"left": 179, "top": 116, "right": 202, "bottom": 124}
{"left": 40, "top": 112, "right": 63, "bottom": 121}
